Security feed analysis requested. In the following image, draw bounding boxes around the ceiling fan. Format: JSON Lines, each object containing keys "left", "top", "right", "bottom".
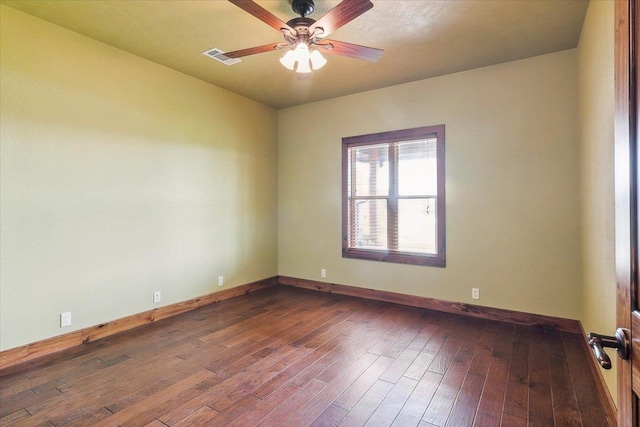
{"left": 225, "top": 0, "right": 383, "bottom": 73}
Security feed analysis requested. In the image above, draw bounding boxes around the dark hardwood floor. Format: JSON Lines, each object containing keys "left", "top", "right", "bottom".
{"left": 0, "top": 286, "right": 609, "bottom": 426}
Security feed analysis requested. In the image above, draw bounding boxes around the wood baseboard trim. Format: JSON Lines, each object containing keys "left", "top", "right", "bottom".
{"left": 0, "top": 276, "right": 278, "bottom": 374}
{"left": 578, "top": 323, "right": 617, "bottom": 426}
{"left": 278, "top": 275, "right": 582, "bottom": 334}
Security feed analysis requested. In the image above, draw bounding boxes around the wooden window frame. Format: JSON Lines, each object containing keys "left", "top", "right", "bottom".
{"left": 342, "top": 125, "right": 446, "bottom": 267}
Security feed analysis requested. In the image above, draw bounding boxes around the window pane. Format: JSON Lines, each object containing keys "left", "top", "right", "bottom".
{"left": 351, "top": 145, "right": 389, "bottom": 197}
{"left": 342, "top": 124, "right": 445, "bottom": 267}
{"left": 351, "top": 199, "right": 388, "bottom": 250}
{"left": 397, "top": 198, "right": 437, "bottom": 254}
{"left": 397, "top": 139, "right": 437, "bottom": 196}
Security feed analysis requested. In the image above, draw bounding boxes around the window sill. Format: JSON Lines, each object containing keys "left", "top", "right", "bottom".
{"left": 342, "top": 248, "right": 445, "bottom": 267}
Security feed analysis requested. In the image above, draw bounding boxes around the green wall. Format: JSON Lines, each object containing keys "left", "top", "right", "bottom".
{"left": 578, "top": 0, "right": 616, "bottom": 404}
{"left": 278, "top": 49, "right": 582, "bottom": 319}
{"left": 0, "top": 5, "right": 278, "bottom": 350}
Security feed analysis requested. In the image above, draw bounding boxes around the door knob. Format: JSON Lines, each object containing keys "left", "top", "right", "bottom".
{"left": 587, "top": 328, "right": 630, "bottom": 369}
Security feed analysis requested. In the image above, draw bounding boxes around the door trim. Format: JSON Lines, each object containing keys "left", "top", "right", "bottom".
{"left": 615, "top": 0, "right": 635, "bottom": 424}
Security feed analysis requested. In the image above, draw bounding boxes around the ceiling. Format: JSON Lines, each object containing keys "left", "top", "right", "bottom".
{"left": 2, "top": 0, "right": 589, "bottom": 109}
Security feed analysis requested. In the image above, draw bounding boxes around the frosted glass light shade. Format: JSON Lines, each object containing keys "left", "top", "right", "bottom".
{"left": 279, "top": 50, "right": 296, "bottom": 70}
{"left": 309, "top": 50, "right": 327, "bottom": 70}
{"left": 296, "top": 57, "right": 312, "bottom": 73}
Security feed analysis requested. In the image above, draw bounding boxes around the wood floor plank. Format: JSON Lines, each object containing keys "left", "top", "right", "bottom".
{"left": 446, "top": 372, "right": 485, "bottom": 427}
{"left": 310, "top": 404, "right": 348, "bottom": 427}
{"left": 473, "top": 410, "right": 501, "bottom": 427}
{"left": 292, "top": 335, "right": 368, "bottom": 387}
{"left": 379, "top": 311, "right": 431, "bottom": 360}
{"left": 501, "top": 413, "right": 527, "bottom": 426}
{"left": 315, "top": 331, "right": 391, "bottom": 383}
{"left": 390, "top": 370, "right": 442, "bottom": 427}
{"left": 143, "top": 420, "right": 167, "bottom": 427}
{"left": 380, "top": 347, "right": 421, "bottom": 384}
{"left": 369, "top": 307, "right": 421, "bottom": 359}
{"left": 1, "top": 353, "right": 104, "bottom": 399}
{"left": 256, "top": 378, "right": 328, "bottom": 427}
{"left": 0, "top": 287, "right": 608, "bottom": 427}
{"left": 421, "top": 360, "right": 470, "bottom": 426}
{"left": 305, "top": 319, "right": 360, "bottom": 349}
{"left": 427, "top": 332, "right": 464, "bottom": 375}
{"left": 291, "top": 309, "right": 358, "bottom": 348}
{"left": 578, "top": 404, "right": 610, "bottom": 427}
{"left": 527, "top": 328, "right": 553, "bottom": 427}
{"left": 491, "top": 322, "right": 515, "bottom": 360}
{"left": 333, "top": 355, "right": 395, "bottom": 410}
{"left": 179, "top": 346, "right": 295, "bottom": 415}
{"left": 451, "top": 318, "right": 485, "bottom": 367}
{"left": 562, "top": 332, "right": 604, "bottom": 409}
{"left": 103, "top": 357, "right": 216, "bottom": 415}
{"left": 502, "top": 341, "right": 529, "bottom": 420}
{"left": 206, "top": 309, "right": 333, "bottom": 375}
{"left": 214, "top": 345, "right": 305, "bottom": 408}
{"left": 474, "top": 356, "right": 509, "bottom": 424}
{"left": 0, "top": 384, "right": 61, "bottom": 419}
{"left": 404, "top": 325, "right": 449, "bottom": 381}
{"left": 228, "top": 383, "right": 301, "bottom": 427}
{"left": 251, "top": 334, "right": 350, "bottom": 399}
{"left": 467, "top": 321, "right": 498, "bottom": 377}
{"left": 0, "top": 408, "right": 31, "bottom": 426}
{"left": 172, "top": 405, "right": 219, "bottom": 426}
{"left": 91, "top": 369, "right": 217, "bottom": 426}
{"left": 337, "top": 379, "right": 394, "bottom": 427}
{"left": 18, "top": 355, "right": 185, "bottom": 426}
{"left": 546, "top": 329, "right": 582, "bottom": 426}
{"left": 364, "top": 376, "right": 418, "bottom": 427}
{"left": 225, "top": 345, "right": 316, "bottom": 403}
{"left": 202, "top": 394, "right": 258, "bottom": 425}
{"left": 280, "top": 352, "right": 380, "bottom": 427}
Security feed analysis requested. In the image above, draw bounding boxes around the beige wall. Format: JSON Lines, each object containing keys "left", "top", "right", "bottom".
{"left": 578, "top": 0, "right": 616, "bottom": 404}
{"left": 278, "top": 49, "right": 582, "bottom": 319}
{"left": 0, "top": 6, "right": 278, "bottom": 350}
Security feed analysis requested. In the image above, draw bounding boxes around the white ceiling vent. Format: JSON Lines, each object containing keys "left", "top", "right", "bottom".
{"left": 203, "top": 48, "right": 241, "bottom": 66}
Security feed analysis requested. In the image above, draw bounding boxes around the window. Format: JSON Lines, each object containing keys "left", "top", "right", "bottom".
{"left": 342, "top": 125, "right": 445, "bottom": 266}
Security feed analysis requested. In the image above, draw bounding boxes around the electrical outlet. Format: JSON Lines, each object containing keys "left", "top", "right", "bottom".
{"left": 153, "top": 291, "right": 161, "bottom": 304}
{"left": 472, "top": 288, "right": 480, "bottom": 300}
{"left": 60, "top": 312, "right": 72, "bottom": 328}
{"left": 218, "top": 276, "right": 224, "bottom": 287}
{"left": 321, "top": 268, "right": 326, "bottom": 278}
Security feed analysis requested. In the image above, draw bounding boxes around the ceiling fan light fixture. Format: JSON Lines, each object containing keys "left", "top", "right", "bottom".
{"left": 293, "top": 42, "right": 310, "bottom": 60}
{"left": 296, "top": 57, "right": 312, "bottom": 73}
{"left": 280, "top": 43, "right": 326, "bottom": 73}
{"left": 309, "top": 49, "right": 327, "bottom": 70}
{"left": 279, "top": 50, "right": 296, "bottom": 70}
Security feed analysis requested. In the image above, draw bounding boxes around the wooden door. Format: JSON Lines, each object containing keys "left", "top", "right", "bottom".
{"left": 616, "top": 0, "right": 639, "bottom": 425}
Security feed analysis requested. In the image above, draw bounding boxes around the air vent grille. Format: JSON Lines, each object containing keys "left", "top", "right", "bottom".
{"left": 202, "top": 48, "right": 241, "bottom": 66}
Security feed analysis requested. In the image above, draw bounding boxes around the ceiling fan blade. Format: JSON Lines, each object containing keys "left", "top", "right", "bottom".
{"left": 318, "top": 40, "right": 383, "bottom": 62}
{"left": 225, "top": 43, "right": 284, "bottom": 58}
{"left": 228, "top": 0, "right": 295, "bottom": 34}
{"left": 309, "top": 0, "right": 373, "bottom": 38}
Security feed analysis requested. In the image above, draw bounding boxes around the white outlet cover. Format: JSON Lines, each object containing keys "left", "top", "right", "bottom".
{"left": 153, "top": 291, "right": 161, "bottom": 303}
{"left": 218, "top": 276, "right": 224, "bottom": 286}
{"left": 60, "top": 312, "right": 72, "bottom": 327}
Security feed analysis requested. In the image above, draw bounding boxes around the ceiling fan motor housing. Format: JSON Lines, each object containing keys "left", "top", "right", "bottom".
{"left": 292, "top": 0, "right": 314, "bottom": 17}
